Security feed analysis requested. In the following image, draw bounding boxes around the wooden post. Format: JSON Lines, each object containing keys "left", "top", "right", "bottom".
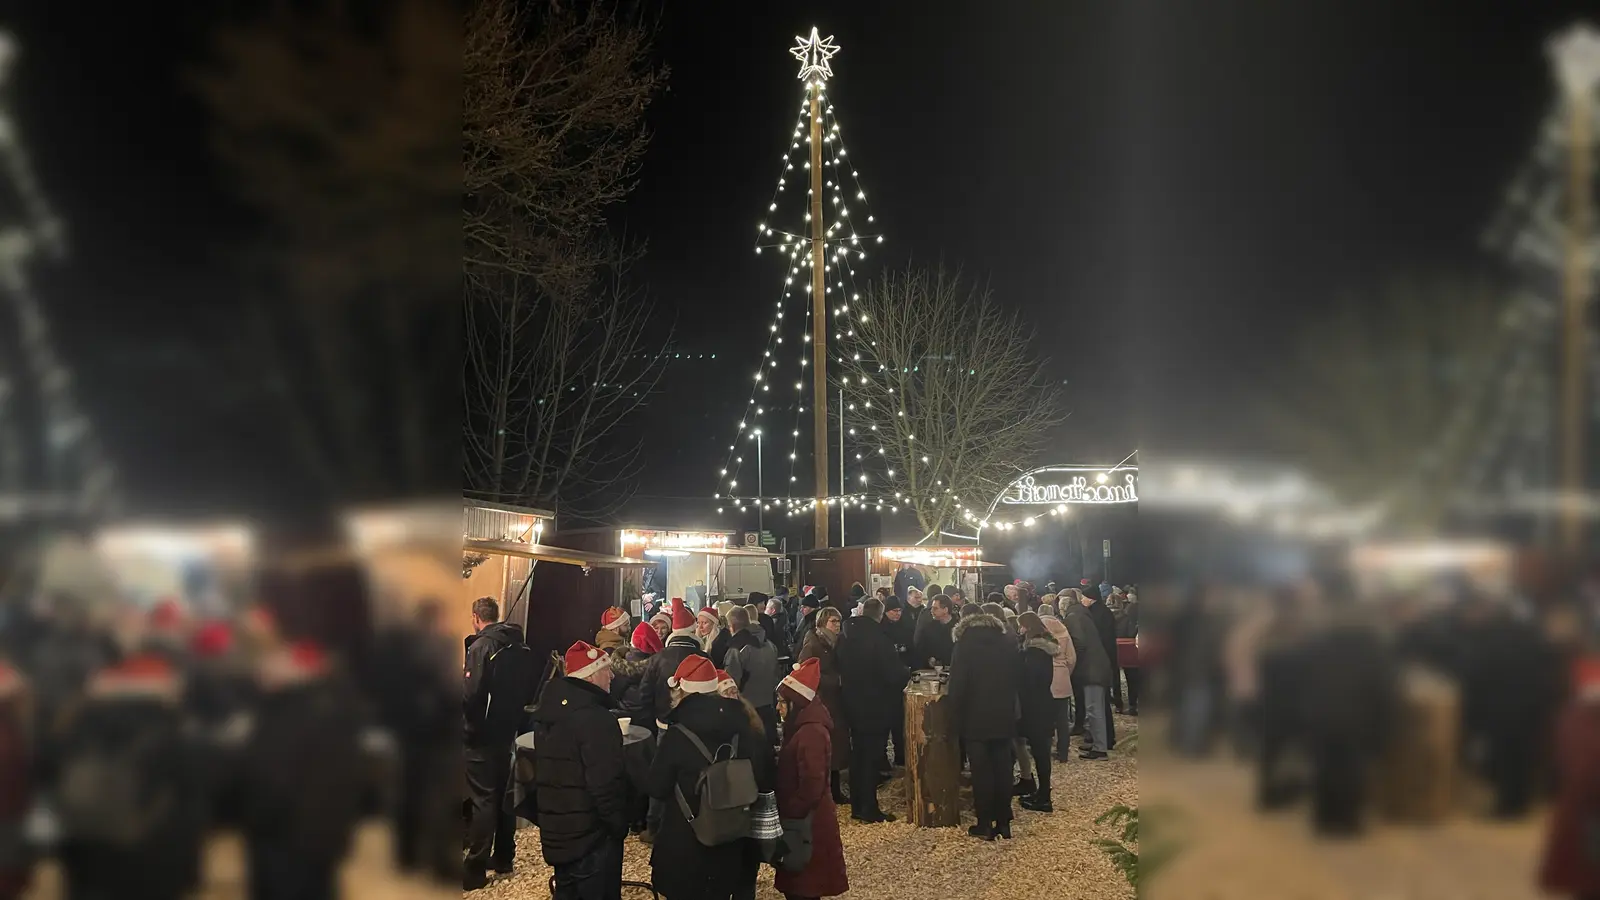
{"left": 903, "top": 677, "right": 960, "bottom": 827}
{"left": 809, "top": 83, "right": 830, "bottom": 551}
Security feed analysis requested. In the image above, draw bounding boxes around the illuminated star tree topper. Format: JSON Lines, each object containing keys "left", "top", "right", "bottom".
{"left": 791, "top": 27, "right": 839, "bottom": 83}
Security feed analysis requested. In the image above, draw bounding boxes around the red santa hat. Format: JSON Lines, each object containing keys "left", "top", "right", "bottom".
{"left": 667, "top": 655, "right": 718, "bottom": 694}
{"left": 191, "top": 620, "right": 235, "bottom": 659}
{"left": 631, "top": 620, "right": 664, "bottom": 655}
{"left": 89, "top": 653, "right": 182, "bottom": 701}
{"left": 780, "top": 657, "right": 820, "bottom": 702}
{"left": 669, "top": 598, "right": 697, "bottom": 639}
{"left": 600, "top": 607, "right": 630, "bottom": 633}
{"left": 697, "top": 606, "right": 720, "bottom": 628}
{"left": 716, "top": 668, "right": 738, "bottom": 696}
{"left": 564, "top": 641, "right": 611, "bottom": 680}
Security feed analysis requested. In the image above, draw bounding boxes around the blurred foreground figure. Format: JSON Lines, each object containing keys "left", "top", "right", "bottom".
{"left": 237, "top": 639, "right": 367, "bottom": 900}
{"left": 0, "top": 662, "right": 30, "bottom": 900}
{"left": 55, "top": 653, "right": 205, "bottom": 900}
{"left": 1455, "top": 593, "right": 1564, "bottom": 819}
{"left": 1539, "top": 655, "right": 1600, "bottom": 900}
{"left": 368, "top": 600, "right": 458, "bottom": 883}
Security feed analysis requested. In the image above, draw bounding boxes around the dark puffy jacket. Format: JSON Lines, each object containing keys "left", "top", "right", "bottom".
{"left": 913, "top": 611, "right": 955, "bottom": 668}
{"left": 236, "top": 670, "right": 368, "bottom": 861}
{"left": 646, "top": 692, "right": 775, "bottom": 900}
{"left": 638, "top": 636, "right": 708, "bottom": 732}
{"left": 1062, "top": 604, "right": 1112, "bottom": 686}
{"left": 723, "top": 626, "right": 779, "bottom": 708}
{"left": 463, "top": 621, "right": 534, "bottom": 748}
{"left": 1018, "top": 636, "right": 1059, "bottom": 739}
{"left": 946, "top": 613, "right": 1019, "bottom": 741}
{"left": 836, "top": 616, "right": 912, "bottom": 732}
{"left": 531, "top": 676, "right": 628, "bottom": 865}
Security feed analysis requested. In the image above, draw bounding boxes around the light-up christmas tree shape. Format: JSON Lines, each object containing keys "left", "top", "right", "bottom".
{"left": 1416, "top": 21, "right": 1600, "bottom": 537}
{"left": 0, "top": 31, "right": 117, "bottom": 523}
{"left": 712, "top": 27, "right": 891, "bottom": 545}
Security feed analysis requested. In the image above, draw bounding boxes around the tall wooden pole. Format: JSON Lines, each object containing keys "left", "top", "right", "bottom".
{"left": 1553, "top": 25, "right": 1600, "bottom": 557}
{"left": 810, "top": 83, "right": 830, "bottom": 550}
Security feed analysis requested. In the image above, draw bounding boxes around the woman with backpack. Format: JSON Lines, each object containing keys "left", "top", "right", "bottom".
{"left": 647, "top": 656, "right": 774, "bottom": 900}
{"left": 774, "top": 658, "right": 848, "bottom": 900}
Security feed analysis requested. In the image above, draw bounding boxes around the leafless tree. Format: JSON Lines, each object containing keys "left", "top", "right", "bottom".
{"left": 460, "top": 0, "right": 670, "bottom": 515}
{"left": 841, "top": 266, "right": 1065, "bottom": 535}
{"left": 1267, "top": 275, "right": 1516, "bottom": 532}
{"left": 463, "top": 267, "right": 667, "bottom": 516}
{"left": 464, "top": 0, "right": 665, "bottom": 294}
{"left": 191, "top": 0, "right": 459, "bottom": 503}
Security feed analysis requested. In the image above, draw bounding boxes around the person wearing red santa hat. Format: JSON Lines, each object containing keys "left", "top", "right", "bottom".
{"left": 233, "top": 636, "right": 368, "bottom": 900}
{"left": 529, "top": 642, "right": 628, "bottom": 899}
{"left": 636, "top": 598, "right": 712, "bottom": 845}
{"left": 696, "top": 606, "right": 731, "bottom": 667}
{"left": 594, "top": 608, "right": 648, "bottom": 706}
{"left": 774, "top": 658, "right": 848, "bottom": 899}
{"left": 647, "top": 655, "right": 773, "bottom": 900}
{"left": 55, "top": 651, "right": 207, "bottom": 900}
{"left": 595, "top": 607, "right": 632, "bottom": 654}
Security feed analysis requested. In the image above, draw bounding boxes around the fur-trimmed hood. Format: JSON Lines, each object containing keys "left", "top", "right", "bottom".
{"left": 953, "top": 612, "right": 1003, "bottom": 641}
{"left": 1023, "top": 635, "right": 1060, "bottom": 655}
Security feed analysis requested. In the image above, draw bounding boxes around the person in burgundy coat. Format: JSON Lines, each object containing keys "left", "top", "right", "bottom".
{"left": 775, "top": 658, "right": 847, "bottom": 900}
{"left": 1540, "top": 656, "right": 1600, "bottom": 900}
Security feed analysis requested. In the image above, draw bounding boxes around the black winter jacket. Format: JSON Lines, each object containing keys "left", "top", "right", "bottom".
{"left": 463, "top": 621, "right": 534, "bottom": 748}
{"left": 638, "top": 636, "right": 709, "bottom": 732}
{"left": 946, "top": 613, "right": 1020, "bottom": 741}
{"left": 912, "top": 611, "right": 955, "bottom": 668}
{"left": 531, "top": 676, "right": 629, "bottom": 865}
{"left": 836, "top": 616, "right": 912, "bottom": 732}
{"left": 646, "top": 692, "right": 775, "bottom": 900}
{"left": 1018, "top": 636, "right": 1059, "bottom": 739}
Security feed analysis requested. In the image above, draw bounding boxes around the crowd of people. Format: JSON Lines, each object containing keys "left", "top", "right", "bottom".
{"left": 0, "top": 558, "right": 463, "bottom": 900}
{"left": 1158, "top": 575, "right": 1600, "bottom": 898}
{"left": 501, "top": 568, "right": 1141, "bottom": 899}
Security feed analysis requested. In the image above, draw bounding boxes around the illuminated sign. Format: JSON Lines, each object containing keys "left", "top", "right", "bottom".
{"left": 620, "top": 530, "right": 730, "bottom": 552}
{"left": 1001, "top": 469, "right": 1138, "bottom": 506}
{"left": 878, "top": 547, "right": 984, "bottom": 567}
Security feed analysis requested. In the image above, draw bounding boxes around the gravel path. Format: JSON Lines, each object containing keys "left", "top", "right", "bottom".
{"left": 476, "top": 714, "right": 1138, "bottom": 900}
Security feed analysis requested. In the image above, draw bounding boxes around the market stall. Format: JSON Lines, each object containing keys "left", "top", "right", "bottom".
{"left": 800, "top": 544, "right": 1002, "bottom": 605}
{"left": 530, "top": 525, "right": 780, "bottom": 618}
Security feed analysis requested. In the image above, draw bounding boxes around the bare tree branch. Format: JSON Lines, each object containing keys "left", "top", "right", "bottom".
{"left": 841, "top": 265, "right": 1065, "bottom": 534}
{"left": 1265, "top": 274, "right": 1515, "bottom": 532}
{"left": 464, "top": 0, "right": 665, "bottom": 294}
{"left": 191, "top": 0, "right": 459, "bottom": 503}
{"left": 461, "top": 0, "right": 669, "bottom": 518}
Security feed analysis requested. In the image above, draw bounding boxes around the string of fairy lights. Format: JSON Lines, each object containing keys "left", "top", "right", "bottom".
{"left": 712, "top": 28, "right": 896, "bottom": 519}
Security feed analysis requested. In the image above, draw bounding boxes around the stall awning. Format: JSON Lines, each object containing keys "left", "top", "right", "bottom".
{"left": 701, "top": 547, "right": 784, "bottom": 558}
{"left": 464, "top": 538, "right": 647, "bottom": 569}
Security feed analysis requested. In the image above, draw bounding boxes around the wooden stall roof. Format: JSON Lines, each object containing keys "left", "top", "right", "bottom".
{"left": 464, "top": 538, "right": 647, "bottom": 569}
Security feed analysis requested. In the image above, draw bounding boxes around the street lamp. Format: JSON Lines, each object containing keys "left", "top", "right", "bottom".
{"left": 751, "top": 429, "right": 764, "bottom": 532}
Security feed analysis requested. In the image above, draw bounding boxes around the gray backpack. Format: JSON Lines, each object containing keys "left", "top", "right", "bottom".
{"left": 58, "top": 730, "right": 173, "bottom": 847}
{"left": 672, "top": 725, "right": 757, "bottom": 846}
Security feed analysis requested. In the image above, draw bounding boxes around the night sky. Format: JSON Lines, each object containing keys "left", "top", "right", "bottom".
{"left": 5, "top": 1, "right": 1596, "bottom": 526}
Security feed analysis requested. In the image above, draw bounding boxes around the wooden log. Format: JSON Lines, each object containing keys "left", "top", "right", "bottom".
{"left": 1376, "top": 666, "right": 1459, "bottom": 824}
{"left": 904, "top": 675, "right": 961, "bottom": 827}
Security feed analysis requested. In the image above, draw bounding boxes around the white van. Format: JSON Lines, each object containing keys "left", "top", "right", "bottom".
{"left": 716, "top": 554, "right": 776, "bottom": 602}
